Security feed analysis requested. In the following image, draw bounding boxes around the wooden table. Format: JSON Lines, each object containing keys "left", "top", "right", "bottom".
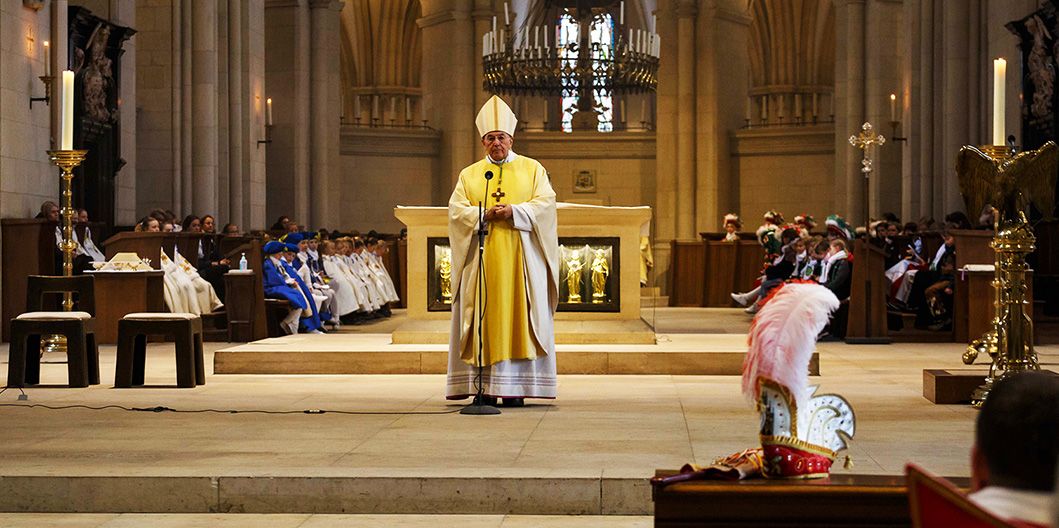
{"left": 953, "top": 269, "right": 1033, "bottom": 344}
{"left": 653, "top": 470, "right": 970, "bottom": 527}
{"left": 85, "top": 270, "right": 165, "bottom": 344}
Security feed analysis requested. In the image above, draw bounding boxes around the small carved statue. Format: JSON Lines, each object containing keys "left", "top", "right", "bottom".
{"left": 565, "top": 249, "right": 584, "bottom": 303}
{"left": 591, "top": 248, "right": 609, "bottom": 303}
{"left": 439, "top": 247, "right": 452, "bottom": 303}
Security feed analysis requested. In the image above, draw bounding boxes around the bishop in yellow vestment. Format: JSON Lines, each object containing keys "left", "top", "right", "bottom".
{"left": 446, "top": 96, "right": 559, "bottom": 404}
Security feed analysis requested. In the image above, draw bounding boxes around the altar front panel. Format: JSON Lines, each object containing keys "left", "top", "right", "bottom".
{"left": 395, "top": 205, "right": 651, "bottom": 322}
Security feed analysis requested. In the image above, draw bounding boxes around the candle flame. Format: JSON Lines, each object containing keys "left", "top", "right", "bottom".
{"left": 889, "top": 93, "right": 896, "bottom": 101}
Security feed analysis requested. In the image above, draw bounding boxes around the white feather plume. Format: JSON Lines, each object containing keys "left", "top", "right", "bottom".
{"left": 742, "top": 282, "right": 840, "bottom": 408}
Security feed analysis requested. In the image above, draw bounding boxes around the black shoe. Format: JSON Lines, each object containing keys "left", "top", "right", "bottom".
{"left": 501, "top": 397, "right": 525, "bottom": 407}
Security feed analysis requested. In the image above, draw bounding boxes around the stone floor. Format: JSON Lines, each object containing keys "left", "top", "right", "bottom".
{"left": 0, "top": 308, "right": 1055, "bottom": 522}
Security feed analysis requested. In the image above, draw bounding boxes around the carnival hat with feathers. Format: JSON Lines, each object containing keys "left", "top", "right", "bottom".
{"left": 743, "top": 281, "right": 855, "bottom": 478}
{"left": 763, "top": 210, "right": 784, "bottom": 225}
{"left": 794, "top": 214, "right": 817, "bottom": 229}
{"left": 724, "top": 213, "right": 742, "bottom": 228}
{"left": 825, "top": 214, "right": 853, "bottom": 240}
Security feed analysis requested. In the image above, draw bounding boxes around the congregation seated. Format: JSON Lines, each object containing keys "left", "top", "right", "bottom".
{"left": 262, "top": 240, "right": 323, "bottom": 334}
{"left": 39, "top": 200, "right": 96, "bottom": 274}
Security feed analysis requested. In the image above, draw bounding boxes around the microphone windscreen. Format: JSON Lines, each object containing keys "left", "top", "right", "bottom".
{"left": 485, "top": 171, "right": 494, "bottom": 180}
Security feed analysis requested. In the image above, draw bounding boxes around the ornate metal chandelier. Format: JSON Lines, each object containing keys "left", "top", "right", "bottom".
{"left": 481, "top": 1, "right": 660, "bottom": 100}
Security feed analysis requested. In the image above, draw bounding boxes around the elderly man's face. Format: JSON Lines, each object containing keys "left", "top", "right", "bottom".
{"left": 482, "top": 131, "right": 513, "bottom": 161}
{"left": 46, "top": 205, "right": 60, "bottom": 223}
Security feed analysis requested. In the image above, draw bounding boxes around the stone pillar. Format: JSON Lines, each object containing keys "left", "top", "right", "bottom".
{"left": 181, "top": 0, "right": 193, "bottom": 214}
{"left": 674, "top": 0, "right": 696, "bottom": 240}
{"left": 265, "top": 0, "right": 311, "bottom": 226}
{"left": 834, "top": 0, "right": 866, "bottom": 225}
{"left": 110, "top": 0, "right": 137, "bottom": 225}
{"left": 309, "top": 0, "right": 343, "bottom": 229}
{"left": 419, "top": 0, "right": 476, "bottom": 201}
{"left": 653, "top": 0, "right": 679, "bottom": 294}
{"left": 694, "top": 0, "right": 749, "bottom": 233}
{"left": 191, "top": 2, "right": 219, "bottom": 216}
{"left": 228, "top": 0, "right": 244, "bottom": 226}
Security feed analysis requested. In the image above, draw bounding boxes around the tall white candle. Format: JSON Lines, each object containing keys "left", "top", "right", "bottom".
{"left": 620, "top": 1, "right": 625, "bottom": 25}
{"left": 43, "top": 41, "right": 50, "bottom": 77}
{"left": 993, "top": 58, "right": 1006, "bottom": 145}
{"left": 61, "top": 70, "right": 74, "bottom": 150}
{"left": 266, "top": 97, "right": 273, "bottom": 126}
{"left": 504, "top": 2, "right": 509, "bottom": 26}
{"left": 493, "top": 16, "right": 497, "bottom": 36}
{"left": 889, "top": 93, "right": 896, "bottom": 122}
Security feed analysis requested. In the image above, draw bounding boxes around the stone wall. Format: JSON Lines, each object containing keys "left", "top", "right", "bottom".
{"left": 0, "top": 2, "right": 62, "bottom": 218}
{"left": 731, "top": 125, "right": 836, "bottom": 223}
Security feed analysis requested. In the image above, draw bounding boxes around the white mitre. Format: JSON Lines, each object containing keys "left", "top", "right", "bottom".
{"left": 475, "top": 95, "right": 518, "bottom": 137}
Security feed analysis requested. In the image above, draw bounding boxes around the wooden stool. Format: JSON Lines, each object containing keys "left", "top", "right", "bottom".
{"left": 114, "top": 313, "right": 204, "bottom": 388}
{"left": 8, "top": 311, "right": 99, "bottom": 388}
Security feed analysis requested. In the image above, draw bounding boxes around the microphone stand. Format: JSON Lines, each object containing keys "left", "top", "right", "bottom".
{"left": 461, "top": 168, "right": 500, "bottom": 415}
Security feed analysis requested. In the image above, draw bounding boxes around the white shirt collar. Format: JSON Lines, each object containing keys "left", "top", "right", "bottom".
{"left": 968, "top": 486, "right": 1053, "bottom": 525}
{"left": 487, "top": 150, "right": 518, "bottom": 165}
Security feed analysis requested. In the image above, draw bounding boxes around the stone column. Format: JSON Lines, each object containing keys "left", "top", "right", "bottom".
{"left": 833, "top": 0, "right": 866, "bottom": 224}
{"left": 228, "top": 0, "right": 245, "bottom": 226}
{"left": 653, "top": 0, "right": 679, "bottom": 294}
{"left": 265, "top": 0, "right": 311, "bottom": 226}
{"left": 309, "top": 0, "right": 343, "bottom": 228}
{"left": 191, "top": 2, "right": 219, "bottom": 216}
{"left": 694, "top": 0, "right": 750, "bottom": 233}
{"left": 674, "top": 0, "right": 696, "bottom": 240}
{"left": 419, "top": 0, "right": 476, "bottom": 201}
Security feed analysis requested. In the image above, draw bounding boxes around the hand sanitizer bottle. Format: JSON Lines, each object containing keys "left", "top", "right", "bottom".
{"left": 239, "top": 252, "right": 248, "bottom": 271}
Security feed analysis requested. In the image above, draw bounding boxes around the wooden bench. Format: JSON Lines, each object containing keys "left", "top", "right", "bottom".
{"left": 652, "top": 470, "right": 970, "bottom": 527}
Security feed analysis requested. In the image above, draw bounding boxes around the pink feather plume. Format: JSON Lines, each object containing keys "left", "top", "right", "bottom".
{"left": 742, "top": 282, "right": 840, "bottom": 406}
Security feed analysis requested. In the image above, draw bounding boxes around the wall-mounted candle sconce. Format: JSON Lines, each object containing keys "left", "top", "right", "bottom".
{"left": 888, "top": 93, "right": 907, "bottom": 142}
{"left": 258, "top": 97, "right": 273, "bottom": 147}
{"left": 30, "top": 40, "right": 53, "bottom": 108}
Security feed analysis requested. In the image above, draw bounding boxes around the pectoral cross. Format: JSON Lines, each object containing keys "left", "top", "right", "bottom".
{"left": 491, "top": 187, "right": 505, "bottom": 204}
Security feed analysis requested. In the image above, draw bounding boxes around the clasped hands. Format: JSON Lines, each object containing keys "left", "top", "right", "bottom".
{"left": 484, "top": 203, "right": 513, "bottom": 222}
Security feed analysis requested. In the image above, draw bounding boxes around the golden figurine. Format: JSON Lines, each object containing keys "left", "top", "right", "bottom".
{"left": 439, "top": 247, "right": 453, "bottom": 303}
{"left": 956, "top": 141, "right": 1057, "bottom": 406}
{"left": 565, "top": 249, "right": 584, "bottom": 303}
{"left": 590, "top": 248, "right": 609, "bottom": 303}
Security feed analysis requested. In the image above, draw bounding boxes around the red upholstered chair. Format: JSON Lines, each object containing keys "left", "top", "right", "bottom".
{"left": 905, "top": 463, "right": 1048, "bottom": 528}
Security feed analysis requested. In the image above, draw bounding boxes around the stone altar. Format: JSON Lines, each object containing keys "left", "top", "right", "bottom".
{"left": 393, "top": 203, "right": 654, "bottom": 344}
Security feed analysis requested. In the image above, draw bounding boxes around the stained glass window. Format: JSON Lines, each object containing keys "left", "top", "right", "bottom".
{"left": 558, "top": 12, "right": 615, "bottom": 133}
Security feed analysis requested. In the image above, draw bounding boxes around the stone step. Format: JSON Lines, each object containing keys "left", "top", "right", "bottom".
{"left": 0, "top": 474, "right": 650, "bottom": 516}
{"left": 213, "top": 333, "right": 818, "bottom": 376}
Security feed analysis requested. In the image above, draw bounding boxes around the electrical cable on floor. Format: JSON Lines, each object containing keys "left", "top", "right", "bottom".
{"left": 0, "top": 400, "right": 463, "bottom": 416}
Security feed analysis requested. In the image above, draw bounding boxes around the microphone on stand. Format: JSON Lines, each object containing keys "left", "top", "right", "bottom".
{"left": 462, "top": 168, "right": 501, "bottom": 415}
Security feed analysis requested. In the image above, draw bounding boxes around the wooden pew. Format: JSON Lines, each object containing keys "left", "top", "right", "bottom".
{"left": 223, "top": 239, "right": 268, "bottom": 342}
{"left": 1, "top": 219, "right": 59, "bottom": 341}
{"left": 652, "top": 470, "right": 970, "bottom": 527}
{"left": 703, "top": 240, "right": 740, "bottom": 306}
{"left": 846, "top": 239, "right": 891, "bottom": 344}
{"left": 669, "top": 240, "right": 707, "bottom": 306}
{"left": 733, "top": 240, "right": 765, "bottom": 299}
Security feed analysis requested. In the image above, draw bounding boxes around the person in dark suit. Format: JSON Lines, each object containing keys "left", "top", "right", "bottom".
{"left": 822, "top": 238, "right": 852, "bottom": 300}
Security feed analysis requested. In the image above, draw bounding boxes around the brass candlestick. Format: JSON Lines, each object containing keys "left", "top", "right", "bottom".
{"left": 49, "top": 149, "right": 88, "bottom": 307}
{"left": 955, "top": 141, "right": 1056, "bottom": 407}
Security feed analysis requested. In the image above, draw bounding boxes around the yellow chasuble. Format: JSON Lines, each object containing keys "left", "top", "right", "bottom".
{"left": 458, "top": 156, "right": 542, "bottom": 366}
